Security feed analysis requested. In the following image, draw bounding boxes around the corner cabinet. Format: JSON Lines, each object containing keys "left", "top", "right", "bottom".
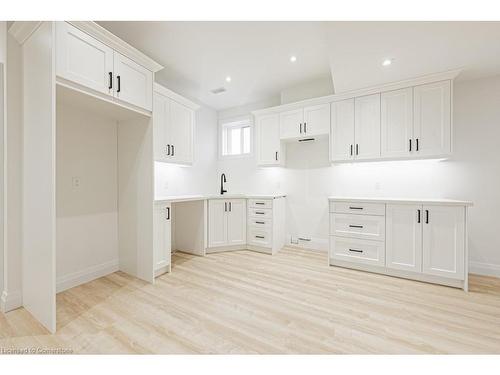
{"left": 153, "top": 83, "right": 198, "bottom": 165}
{"left": 55, "top": 22, "right": 154, "bottom": 111}
{"left": 329, "top": 198, "right": 470, "bottom": 290}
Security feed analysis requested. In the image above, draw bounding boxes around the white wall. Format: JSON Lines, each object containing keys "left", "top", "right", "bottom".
{"left": 155, "top": 105, "right": 218, "bottom": 197}
{"left": 216, "top": 74, "right": 500, "bottom": 276}
{"left": 0, "top": 21, "right": 6, "bottom": 300}
{"left": 280, "top": 75, "right": 334, "bottom": 104}
{"left": 1, "top": 32, "right": 23, "bottom": 312}
{"left": 56, "top": 104, "right": 119, "bottom": 292}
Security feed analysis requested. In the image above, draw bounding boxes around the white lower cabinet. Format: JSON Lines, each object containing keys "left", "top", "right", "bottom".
{"left": 422, "top": 205, "right": 465, "bottom": 280}
{"left": 153, "top": 203, "right": 171, "bottom": 276}
{"left": 208, "top": 199, "right": 246, "bottom": 249}
{"left": 330, "top": 199, "right": 469, "bottom": 290}
{"left": 386, "top": 204, "right": 422, "bottom": 272}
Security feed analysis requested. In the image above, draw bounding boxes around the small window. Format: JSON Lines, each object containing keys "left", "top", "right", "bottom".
{"left": 220, "top": 118, "right": 252, "bottom": 157}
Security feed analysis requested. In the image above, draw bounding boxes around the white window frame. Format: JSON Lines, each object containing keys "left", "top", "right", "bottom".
{"left": 218, "top": 116, "right": 254, "bottom": 160}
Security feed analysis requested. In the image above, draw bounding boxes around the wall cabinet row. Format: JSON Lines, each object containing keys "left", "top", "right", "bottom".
{"left": 56, "top": 22, "right": 153, "bottom": 111}
{"left": 331, "top": 80, "right": 451, "bottom": 162}
{"left": 153, "top": 85, "right": 197, "bottom": 165}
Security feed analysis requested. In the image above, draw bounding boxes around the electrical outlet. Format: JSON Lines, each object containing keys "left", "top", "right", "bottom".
{"left": 72, "top": 177, "right": 80, "bottom": 189}
{"left": 375, "top": 182, "right": 381, "bottom": 191}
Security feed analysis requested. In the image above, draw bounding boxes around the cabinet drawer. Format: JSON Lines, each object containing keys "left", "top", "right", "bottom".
{"left": 248, "top": 199, "right": 273, "bottom": 209}
{"left": 248, "top": 227, "right": 272, "bottom": 248}
{"left": 330, "top": 236, "right": 385, "bottom": 266}
{"left": 249, "top": 208, "right": 272, "bottom": 219}
{"left": 248, "top": 217, "right": 272, "bottom": 228}
{"left": 330, "top": 213, "right": 385, "bottom": 241}
{"left": 330, "top": 201, "right": 385, "bottom": 216}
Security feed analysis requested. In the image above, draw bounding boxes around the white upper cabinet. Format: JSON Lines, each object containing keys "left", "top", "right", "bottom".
{"left": 303, "top": 104, "right": 330, "bottom": 137}
{"left": 385, "top": 204, "right": 422, "bottom": 273}
{"left": 113, "top": 51, "right": 153, "bottom": 111}
{"left": 422, "top": 205, "right": 465, "bottom": 280}
{"left": 279, "top": 104, "right": 330, "bottom": 140}
{"left": 354, "top": 93, "right": 381, "bottom": 160}
{"left": 55, "top": 22, "right": 155, "bottom": 112}
{"left": 280, "top": 108, "right": 303, "bottom": 139}
{"left": 56, "top": 22, "right": 114, "bottom": 96}
{"left": 256, "top": 113, "right": 282, "bottom": 166}
{"left": 381, "top": 88, "right": 413, "bottom": 158}
{"left": 153, "top": 84, "right": 197, "bottom": 165}
{"left": 168, "top": 99, "right": 194, "bottom": 164}
{"left": 330, "top": 99, "right": 355, "bottom": 161}
{"left": 413, "top": 80, "right": 451, "bottom": 156}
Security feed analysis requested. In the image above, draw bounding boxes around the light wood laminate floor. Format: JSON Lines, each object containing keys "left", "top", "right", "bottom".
{"left": 1, "top": 247, "right": 500, "bottom": 354}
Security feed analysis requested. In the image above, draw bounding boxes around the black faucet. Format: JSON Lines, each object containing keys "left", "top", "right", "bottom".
{"left": 220, "top": 173, "right": 227, "bottom": 195}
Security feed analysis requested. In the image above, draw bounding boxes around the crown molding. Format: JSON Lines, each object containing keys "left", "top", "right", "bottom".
{"left": 68, "top": 21, "right": 164, "bottom": 73}
{"left": 154, "top": 82, "right": 200, "bottom": 111}
{"left": 252, "top": 69, "right": 462, "bottom": 116}
{"left": 8, "top": 21, "right": 42, "bottom": 44}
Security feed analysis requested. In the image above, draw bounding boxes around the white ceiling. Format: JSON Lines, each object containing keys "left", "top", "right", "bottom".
{"left": 98, "top": 21, "right": 332, "bottom": 110}
{"left": 98, "top": 21, "right": 500, "bottom": 110}
{"left": 325, "top": 22, "right": 500, "bottom": 93}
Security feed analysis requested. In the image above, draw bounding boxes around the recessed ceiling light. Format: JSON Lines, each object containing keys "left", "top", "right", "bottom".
{"left": 382, "top": 58, "right": 393, "bottom": 66}
{"left": 290, "top": 56, "right": 297, "bottom": 63}
{"left": 225, "top": 76, "right": 232, "bottom": 83}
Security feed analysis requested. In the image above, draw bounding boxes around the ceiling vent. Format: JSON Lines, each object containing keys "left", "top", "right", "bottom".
{"left": 211, "top": 87, "right": 226, "bottom": 94}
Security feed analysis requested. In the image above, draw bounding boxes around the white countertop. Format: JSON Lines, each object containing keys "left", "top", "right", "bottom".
{"left": 328, "top": 196, "right": 473, "bottom": 206}
{"left": 155, "top": 193, "right": 287, "bottom": 203}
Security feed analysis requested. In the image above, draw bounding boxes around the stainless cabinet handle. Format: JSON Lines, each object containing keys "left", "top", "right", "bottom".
{"left": 348, "top": 225, "right": 363, "bottom": 228}
{"left": 416, "top": 138, "right": 419, "bottom": 151}
{"left": 166, "top": 207, "right": 170, "bottom": 220}
{"left": 349, "top": 206, "right": 363, "bottom": 210}
{"left": 166, "top": 145, "right": 171, "bottom": 156}
{"left": 417, "top": 209, "right": 421, "bottom": 223}
{"left": 409, "top": 139, "right": 412, "bottom": 152}
{"left": 224, "top": 202, "right": 227, "bottom": 212}
{"left": 255, "top": 221, "right": 265, "bottom": 224}
{"left": 425, "top": 209, "right": 429, "bottom": 224}
{"left": 255, "top": 211, "right": 265, "bottom": 215}
{"left": 255, "top": 202, "right": 265, "bottom": 205}
{"left": 229, "top": 202, "right": 232, "bottom": 212}
{"left": 255, "top": 235, "right": 265, "bottom": 239}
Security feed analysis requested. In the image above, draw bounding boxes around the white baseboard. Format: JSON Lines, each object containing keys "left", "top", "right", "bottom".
{"left": 56, "top": 259, "right": 119, "bottom": 293}
{"left": 469, "top": 261, "right": 500, "bottom": 278}
{"left": 1, "top": 289, "right": 22, "bottom": 312}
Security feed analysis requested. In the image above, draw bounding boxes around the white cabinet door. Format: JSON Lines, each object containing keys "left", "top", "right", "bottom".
{"left": 227, "top": 199, "right": 247, "bottom": 246}
{"left": 114, "top": 51, "right": 153, "bottom": 111}
{"left": 381, "top": 88, "right": 413, "bottom": 158}
{"left": 208, "top": 200, "right": 228, "bottom": 248}
{"left": 386, "top": 204, "right": 423, "bottom": 272}
{"left": 280, "top": 108, "right": 303, "bottom": 139}
{"left": 354, "top": 93, "right": 381, "bottom": 160}
{"left": 413, "top": 80, "right": 451, "bottom": 156}
{"left": 153, "top": 92, "right": 169, "bottom": 162}
{"left": 153, "top": 203, "right": 171, "bottom": 272}
{"left": 56, "top": 22, "right": 114, "bottom": 96}
{"left": 422, "top": 205, "right": 465, "bottom": 280}
{"left": 330, "top": 99, "right": 355, "bottom": 161}
{"left": 303, "top": 103, "right": 330, "bottom": 137}
{"left": 168, "top": 99, "right": 194, "bottom": 164}
{"left": 256, "top": 114, "right": 281, "bottom": 166}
